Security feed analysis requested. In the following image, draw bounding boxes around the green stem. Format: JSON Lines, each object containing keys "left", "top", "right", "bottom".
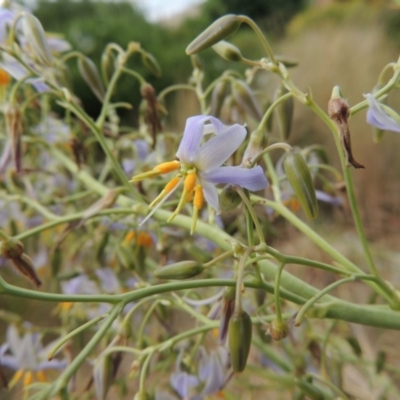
{"left": 47, "top": 314, "right": 106, "bottom": 361}
{"left": 234, "top": 247, "right": 253, "bottom": 313}
{"left": 236, "top": 188, "right": 265, "bottom": 244}
{"left": 274, "top": 262, "right": 285, "bottom": 325}
{"left": 238, "top": 15, "right": 277, "bottom": 64}
{"left": 158, "top": 84, "right": 196, "bottom": 101}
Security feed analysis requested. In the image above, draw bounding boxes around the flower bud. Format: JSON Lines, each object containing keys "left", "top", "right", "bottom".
{"left": 11, "top": 253, "right": 42, "bottom": 287}
{"left": 154, "top": 261, "right": 204, "bottom": 280}
{"left": 78, "top": 56, "right": 105, "bottom": 102}
{"left": 283, "top": 151, "right": 318, "bottom": 220}
{"left": 212, "top": 40, "right": 243, "bottom": 62}
{"left": 274, "top": 84, "right": 294, "bottom": 141}
{"left": 101, "top": 51, "right": 115, "bottom": 85}
{"left": 228, "top": 310, "right": 252, "bottom": 372}
{"left": 219, "top": 184, "right": 242, "bottom": 211}
{"left": 210, "top": 80, "right": 228, "bottom": 118}
{"left": 141, "top": 51, "right": 162, "bottom": 78}
{"left": 22, "top": 13, "right": 53, "bottom": 66}
{"left": 268, "top": 319, "right": 288, "bottom": 341}
{"left": 186, "top": 15, "right": 242, "bottom": 55}
{"left": 231, "top": 80, "right": 262, "bottom": 121}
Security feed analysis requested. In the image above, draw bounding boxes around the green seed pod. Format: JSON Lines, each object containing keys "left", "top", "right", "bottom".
{"left": 212, "top": 40, "right": 243, "bottom": 62}
{"left": 274, "top": 84, "right": 294, "bottom": 141}
{"left": 283, "top": 151, "right": 318, "bottom": 220}
{"left": 154, "top": 261, "right": 204, "bottom": 280}
{"left": 186, "top": 15, "right": 242, "bottom": 55}
{"left": 141, "top": 51, "right": 162, "bottom": 78}
{"left": 219, "top": 287, "right": 236, "bottom": 343}
{"left": 228, "top": 310, "right": 252, "bottom": 372}
{"left": 22, "top": 13, "right": 53, "bottom": 66}
{"left": 78, "top": 56, "right": 106, "bottom": 102}
{"left": 219, "top": 184, "right": 242, "bottom": 211}
{"left": 231, "top": 80, "right": 262, "bottom": 121}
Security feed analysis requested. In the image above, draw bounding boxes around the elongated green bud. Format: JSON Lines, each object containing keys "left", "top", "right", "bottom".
{"left": 78, "top": 56, "right": 105, "bottom": 102}
{"left": 141, "top": 51, "right": 162, "bottom": 78}
{"left": 283, "top": 151, "right": 318, "bottom": 220}
{"left": 219, "top": 287, "right": 236, "bottom": 343}
{"left": 22, "top": 13, "right": 53, "bottom": 66}
{"left": 101, "top": 51, "right": 115, "bottom": 85}
{"left": 212, "top": 40, "right": 243, "bottom": 62}
{"left": 154, "top": 261, "right": 204, "bottom": 280}
{"left": 186, "top": 15, "right": 242, "bottom": 55}
{"left": 231, "top": 80, "right": 262, "bottom": 121}
{"left": 228, "top": 310, "right": 252, "bottom": 372}
{"left": 274, "top": 84, "right": 294, "bottom": 141}
{"left": 219, "top": 184, "right": 242, "bottom": 211}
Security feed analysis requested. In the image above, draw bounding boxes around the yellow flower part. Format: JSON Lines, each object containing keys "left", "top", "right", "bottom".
{"left": 0, "top": 69, "right": 10, "bottom": 86}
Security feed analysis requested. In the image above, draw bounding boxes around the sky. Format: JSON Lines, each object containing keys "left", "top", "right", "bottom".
{"left": 133, "top": 0, "right": 204, "bottom": 22}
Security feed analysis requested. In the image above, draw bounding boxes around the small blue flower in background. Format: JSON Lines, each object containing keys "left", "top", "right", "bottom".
{"left": 131, "top": 115, "right": 268, "bottom": 232}
{"left": 0, "top": 324, "right": 67, "bottom": 389}
{"left": 365, "top": 93, "right": 400, "bottom": 133}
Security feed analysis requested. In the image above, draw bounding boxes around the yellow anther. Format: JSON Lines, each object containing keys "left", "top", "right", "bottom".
{"left": 184, "top": 171, "right": 197, "bottom": 193}
{"left": 165, "top": 176, "right": 181, "bottom": 193}
{"left": 124, "top": 231, "right": 136, "bottom": 243}
{"left": 36, "top": 371, "right": 47, "bottom": 382}
{"left": 13, "top": 369, "right": 24, "bottom": 383}
{"left": 154, "top": 160, "right": 180, "bottom": 174}
{"left": 23, "top": 371, "right": 34, "bottom": 387}
{"left": 193, "top": 185, "right": 204, "bottom": 210}
{"left": 0, "top": 69, "right": 10, "bottom": 86}
{"left": 137, "top": 232, "right": 153, "bottom": 247}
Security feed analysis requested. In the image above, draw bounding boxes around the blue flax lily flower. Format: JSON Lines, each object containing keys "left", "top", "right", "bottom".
{"left": 131, "top": 115, "right": 268, "bottom": 232}
{"left": 365, "top": 93, "right": 400, "bottom": 133}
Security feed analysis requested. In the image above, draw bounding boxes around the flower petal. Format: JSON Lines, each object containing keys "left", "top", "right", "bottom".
{"left": 176, "top": 116, "right": 225, "bottom": 164}
{"left": 365, "top": 93, "right": 400, "bottom": 133}
{"left": 195, "top": 124, "right": 246, "bottom": 170}
{"left": 202, "top": 180, "right": 220, "bottom": 212}
{"left": 201, "top": 165, "right": 268, "bottom": 191}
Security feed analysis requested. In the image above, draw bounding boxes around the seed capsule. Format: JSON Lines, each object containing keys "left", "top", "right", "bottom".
{"left": 228, "top": 310, "right": 252, "bottom": 372}
{"left": 154, "top": 261, "right": 204, "bottom": 280}
{"left": 186, "top": 15, "right": 242, "bottom": 55}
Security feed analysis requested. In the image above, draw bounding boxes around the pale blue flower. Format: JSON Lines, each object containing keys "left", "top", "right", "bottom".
{"left": 365, "top": 93, "right": 400, "bottom": 133}
{"left": 131, "top": 116, "right": 268, "bottom": 230}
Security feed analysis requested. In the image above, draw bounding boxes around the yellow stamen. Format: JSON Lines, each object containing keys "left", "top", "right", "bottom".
{"left": 164, "top": 176, "right": 181, "bottom": 193}
{"left": 137, "top": 232, "right": 153, "bottom": 247}
{"left": 60, "top": 302, "right": 73, "bottom": 311}
{"left": 124, "top": 231, "right": 136, "bottom": 243}
{"left": 23, "top": 371, "right": 34, "bottom": 387}
{"left": 0, "top": 69, "right": 10, "bottom": 86}
{"left": 154, "top": 160, "right": 180, "bottom": 174}
{"left": 36, "top": 371, "right": 47, "bottom": 382}
{"left": 11, "top": 369, "right": 24, "bottom": 385}
{"left": 184, "top": 171, "right": 197, "bottom": 193}
{"left": 193, "top": 185, "right": 204, "bottom": 210}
